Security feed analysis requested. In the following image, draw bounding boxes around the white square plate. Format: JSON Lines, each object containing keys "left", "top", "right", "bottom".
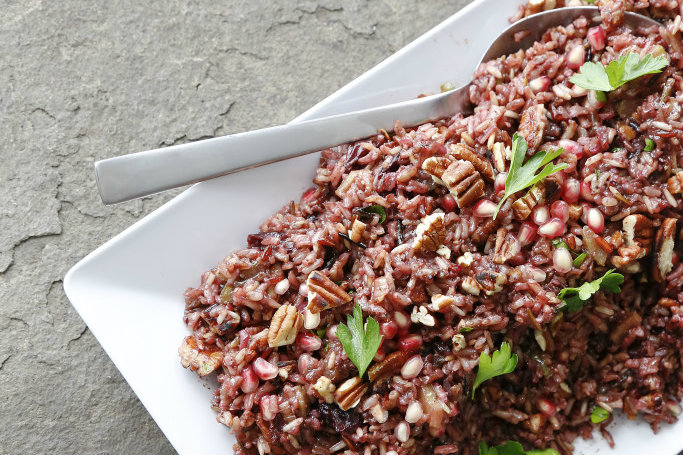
{"left": 64, "top": 1, "right": 683, "bottom": 454}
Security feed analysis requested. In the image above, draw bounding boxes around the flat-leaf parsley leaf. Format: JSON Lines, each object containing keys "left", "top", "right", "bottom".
{"left": 569, "top": 52, "right": 668, "bottom": 92}
{"left": 472, "top": 341, "right": 518, "bottom": 398}
{"left": 591, "top": 406, "right": 611, "bottom": 424}
{"left": 335, "top": 303, "right": 383, "bottom": 377}
{"left": 495, "top": 134, "right": 567, "bottom": 219}
{"left": 557, "top": 269, "right": 624, "bottom": 312}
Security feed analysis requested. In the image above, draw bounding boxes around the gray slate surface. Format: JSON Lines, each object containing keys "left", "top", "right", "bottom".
{"left": 0, "top": 1, "right": 471, "bottom": 453}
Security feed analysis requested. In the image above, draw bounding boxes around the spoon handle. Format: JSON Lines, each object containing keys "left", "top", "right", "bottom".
{"left": 95, "top": 87, "right": 468, "bottom": 204}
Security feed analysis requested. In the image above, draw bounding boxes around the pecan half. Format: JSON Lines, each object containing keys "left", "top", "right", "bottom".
{"left": 449, "top": 143, "right": 494, "bottom": 182}
{"left": 654, "top": 218, "right": 677, "bottom": 282}
{"left": 512, "top": 182, "right": 545, "bottom": 220}
{"left": 268, "top": 304, "right": 303, "bottom": 347}
{"left": 493, "top": 228, "right": 521, "bottom": 264}
{"left": 667, "top": 171, "right": 683, "bottom": 194}
{"left": 422, "top": 156, "right": 452, "bottom": 181}
{"left": 334, "top": 377, "right": 368, "bottom": 411}
{"left": 442, "top": 160, "right": 485, "bottom": 208}
{"left": 518, "top": 103, "right": 547, "bottom": 151}
{"left": 179, "top": 335, "right": 224, "bottom": 377}
{"left": 306, "top": 271, "right": 352, "bottom": 313}
{"left": 412, "top": 212, "right": 446, "bottom": 252}
{"left": 367, "top": 350, "right": 411, "bottom": 382}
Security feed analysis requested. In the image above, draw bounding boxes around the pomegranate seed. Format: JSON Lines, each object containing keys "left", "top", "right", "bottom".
{"left": 297, "top": 333, "right": 322, "bottom": 351}
{"left": 527, "top": 265, "right": 547, "bottom": 282}
{"left": 580, "top": 203, "right": 591, "bottom": 224}
{"left": 551, "top": 200, "right": 570, "bottom": 223}
{"left": 381, "top": 321, "right": 398, "bottom": 339}
{"left": 557, "top": 139, "right": 583, "bottom": 159}
{"left": 533, "top": 206, "right": 550, "bottom": 226}
{"left": 580, "top": 179, "right": 595, "bottom": 202}
{"left": 528, "top": 76, "right": 551, "bottom": 93}
{"left": 566, "top": 45, "right": 585, "bottom": 70}
{"left": 373, "top": 347, "right": 386, "bottom": 362}
{"left": 395, "top": 421, "right": 410, "bottom": 443}
{"left": 260, "top": 395, "right": 279, "bottom": 421}
{"left": 253, "top": 357, "right": 278, "bottom": 380}
{"left": 587, "top": 26, "right": 605, "bottom": 51}
{"left": 394, "top": 311, "right": 411, "bottom": 330}
{"left": 326, "top": 324, "right": 338, "bottom": 339}
{"left": 398, "top": 334, "right": 422, "bottom": 352}
{"left": 303, "top": 309, "right": 320, "bottom": 329}
{"left": 240, "top": 366, "right": 259, "bottom": 393}
{"left": 298, "top": 353, "right": 314, "bottom": 374}
{"left": 518, "top": 222, "right": 537, "bottom": 246}
{"left": 553, "top": 247, "right": 573, "bottom": 273}
{"left": 437, "top": 194, "right": 457, "bottom": 211}
{"left": 405, "top": 402, "right": 424, "bottom": 424}
{"left": 495, "top": 172, "right": 508, "bottom": 193}
{"left": 561, "top": 178, "right": 580, "bottom": 204}
{"left": 473, "top": 199, "right": 497, "bottom": 218}
{"left": 538, "top": 217, "right": 566, "bottom": 239}
{"left": 586, "top": 207, "right": 605, "bottom": 233}
{"left": 587, "top": 89, "right": 606, "bottom": 110}
{"left": 401, "top": 355, "right": 424, "bottom": 379}
{"left": 538, "top": 397, "right": 557, "bottom": 416}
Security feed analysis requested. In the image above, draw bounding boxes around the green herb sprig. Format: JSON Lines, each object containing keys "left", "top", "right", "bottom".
{"left": 335, "top": 303, "right": 383, "bottom": 377}
{"left": 557, "top": 269, "right": 624, "bottom": 312}
{"left": 472, "top": 341, "right": 518, "bottom": 399}
{"left": 495, "top": 134, "right": 567, "bottom": 219}
{"left": 479, "top": 441, "right": 559, "bottom": 455}
{"left": 569, "top": 52, "right": 669, "bottom": 92}
{"left": 591, "top": 406, "right": 611, "bottom": 424}
{"left": 358, "top": 204, "right": 387, "bottom": 223}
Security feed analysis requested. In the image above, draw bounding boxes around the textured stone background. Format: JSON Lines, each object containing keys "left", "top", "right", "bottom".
{"left": 0, "top": 1, "right": 471, "bottom": 453}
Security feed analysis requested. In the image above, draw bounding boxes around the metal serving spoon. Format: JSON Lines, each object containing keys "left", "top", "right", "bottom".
{"left": 95, "top": 6, "right": 659, "bottom": 204}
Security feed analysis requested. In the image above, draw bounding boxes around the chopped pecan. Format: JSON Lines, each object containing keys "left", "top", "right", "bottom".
{"left": 493, "top": 228, "right": 521, "bottom": 264}
{"left": 611, "top": 244, "right": 647, "bottom": 270}
{"left": 622, "top": 214, "right": 654, "bottom": 251}
{"left": 306, "top": 271, "right": 352, "bottom": 313}
{"left": 430, "top": 294, "right": 456, "bottom": 312}
{"left": 313, "top": 375, "right": 336, "bottom": 403}
{"left": 334, "top": 377, "right": 368, "bottom": 411}
{"left": 471, "top": 217, "right": 500, "bottom": 244}
{"left": 518, "top": 103, "right": 547, "bottom": 151}
{"left": 442, "top": 160, "right": 485, "bottom": 208}
{"left": 410, "top": 305, "right": 435, "bottom": 326}
{"left": 568, "top": 203, "right": 582, "bottom": 221}
{"left": 349, "top": 219, "right": 366, "bottom": 243}
{"left": 654, "top": 218, "right": 677, "bottom": 282}
{"left": 491, "top": 142, "right": 506, "bottom": 173}
{"left": 268, "top": 304, "right": 303, "bottom": 347}
{"left": 449, "top": 143, "right": 494, "bottom": 182}
{"left": 667, "top": 171, "right": 683, "bottom": 194}
{"left": 476, "top": 270, "right": 507, "bottom": 295}
{"left": 367, "top": 350, "right": 411, "bottom": 382}
{"left": 511, "top": 182, "right": 545, "bottom": 220}
{"left": 179, "top": 335, "right": 224, "bottom": 377}
{"left": 582, "top": 226, "right": 608, "bottom": 266}
{"left": 412, "top": 212, "right": 446, "bottom": 252}
{"left": 461, "top": 276, "right": 481, "bottom": 296}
